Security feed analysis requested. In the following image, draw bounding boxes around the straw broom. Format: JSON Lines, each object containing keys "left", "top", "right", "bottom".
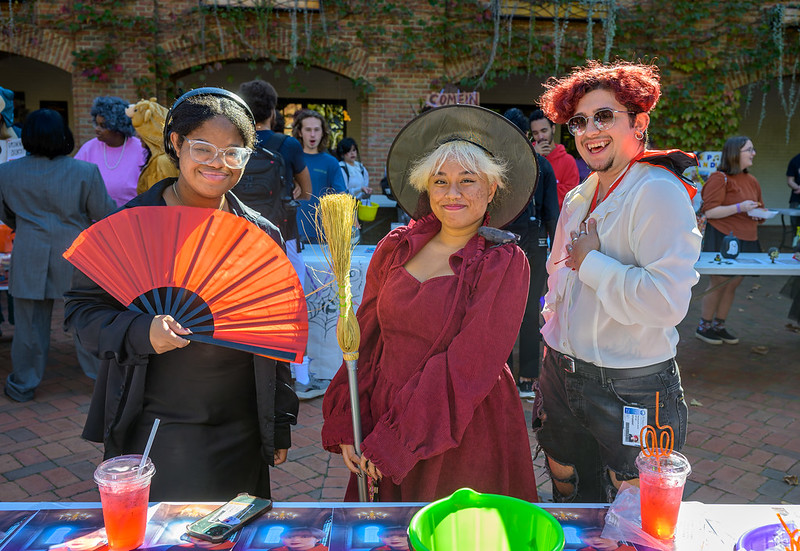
{"left": 315, "top": 193, "right": 368, "bottom": 501}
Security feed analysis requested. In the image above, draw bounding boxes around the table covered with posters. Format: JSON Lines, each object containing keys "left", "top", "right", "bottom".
{"left": 1, "top": 499, "right": 798, "bottom": 551}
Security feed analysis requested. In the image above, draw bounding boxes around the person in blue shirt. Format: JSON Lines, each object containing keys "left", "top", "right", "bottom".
{"left": 238, "top": 80, "right": 311, "bottom": 201}
{"left": 238, "top": 80, "right": 312, "bottom": 279}
{"left": 291, "top": 109, "right": 346, "bottom": 243}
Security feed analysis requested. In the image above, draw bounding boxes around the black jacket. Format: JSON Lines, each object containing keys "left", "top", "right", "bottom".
{"left": 506, "top": 152, "right": 559, "bottom": 242}
{"left": 64, "top": 178, "right": 299, "bottom": 464}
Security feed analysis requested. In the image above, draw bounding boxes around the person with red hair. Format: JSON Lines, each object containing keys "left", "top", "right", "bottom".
{"left": 532, "top": 61, "right": 702, "bottom": 502}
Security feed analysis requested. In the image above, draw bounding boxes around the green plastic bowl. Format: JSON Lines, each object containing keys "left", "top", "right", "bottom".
{"left": 408, "top": 488, "right": 565, "bottom": 551}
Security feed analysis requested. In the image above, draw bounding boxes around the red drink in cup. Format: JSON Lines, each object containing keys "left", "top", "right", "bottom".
{"left": 100, "top": 484, "right": 150, "bottom": 549}
{"left": 94, "top": 455, "right": 156, "bottom": 550}
{"left": 635, "top": 451, "right": 691, "bottom": 540}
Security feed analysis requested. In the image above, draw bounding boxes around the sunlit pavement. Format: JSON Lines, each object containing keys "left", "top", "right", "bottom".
{"left": 1, "top": 273, "right": 798, "bottom": 504}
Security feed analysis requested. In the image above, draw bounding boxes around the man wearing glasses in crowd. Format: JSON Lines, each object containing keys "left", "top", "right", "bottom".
{"left": 531, "top": 61, "right": 702, "bottom": 503}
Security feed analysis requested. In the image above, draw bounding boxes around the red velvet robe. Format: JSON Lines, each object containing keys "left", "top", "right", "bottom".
{"left": 322, "top": 214, "right": 538, "bottom": 502}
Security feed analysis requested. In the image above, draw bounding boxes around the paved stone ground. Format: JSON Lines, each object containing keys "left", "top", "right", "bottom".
{"left": 0, "top": 273, "right": 798, "bottom": 504}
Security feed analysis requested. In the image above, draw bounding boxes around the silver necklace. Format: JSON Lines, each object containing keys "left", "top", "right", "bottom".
{"left": 172, "top": 183, "right": 184, "bottom": 205}
{"left": 102, "top": 137, "right": 127, "bottom": 170}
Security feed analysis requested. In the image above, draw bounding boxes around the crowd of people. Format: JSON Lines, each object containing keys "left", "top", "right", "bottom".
{"left": 0, "top": 59, "right": 796, "bottom": 523}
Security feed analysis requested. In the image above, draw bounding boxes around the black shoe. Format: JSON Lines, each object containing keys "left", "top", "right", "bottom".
{"left": 517, "top": 380, "right": 535, "bottom": 399}
{"left": 695, "top": 327, "right": 722, "bottom": 345}
{"left": 713, "top": 326, "right": 739, "bottom": 344}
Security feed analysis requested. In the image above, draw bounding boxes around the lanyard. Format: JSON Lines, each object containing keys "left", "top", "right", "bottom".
{"left": 589, "top": 150, "right": 645, "bottom": 212}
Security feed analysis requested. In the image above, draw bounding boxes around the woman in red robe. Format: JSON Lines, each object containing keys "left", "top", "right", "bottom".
{"left": 321, "top": 106, "right": 539, "bottom": 502}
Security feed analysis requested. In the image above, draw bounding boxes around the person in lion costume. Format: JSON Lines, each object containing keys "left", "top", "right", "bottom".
{"left": 126, "top": 98, "right": 178, "bottom": 193}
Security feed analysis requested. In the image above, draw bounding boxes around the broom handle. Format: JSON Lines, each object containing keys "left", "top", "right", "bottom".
{"left": 345, "top": 357, "right": 368, "bottom": 501}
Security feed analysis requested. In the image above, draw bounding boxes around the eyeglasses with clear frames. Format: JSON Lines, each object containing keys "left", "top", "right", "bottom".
{"left": 184, "top": 138, "right": 252, "bottom": 169}
{"left": 740, "top": 147, "right": 756, "bottom": 154}
{"left": 566, "top": 108, "right": 636, "bottom": 136}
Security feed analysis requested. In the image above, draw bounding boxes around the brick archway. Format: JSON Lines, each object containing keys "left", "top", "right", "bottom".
{"left": 443, "top": 56, "right": 485, "bottom": 85}
{"left": 709, "top": 54, "right": 800, "bottom": 92}
{"left": 0, "top": 28, "right": 74, "bottom": 73}
{"left": 161, "top": 32, "right": 369, "bottom": 84}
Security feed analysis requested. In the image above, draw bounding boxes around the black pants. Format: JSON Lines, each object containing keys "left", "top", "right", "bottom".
{"left": 509, "top": 228, "right": 548, "bottom": 380}
{"left": 533, "top": 350, "right": 687, "bottom": 503}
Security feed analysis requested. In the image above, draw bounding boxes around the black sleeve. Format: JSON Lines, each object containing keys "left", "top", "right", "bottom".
{"left": 273, "top": 359, "right": 299, "bottom": 450}
{"left": 788, "top": 155, "right": 800, "bottom": 178}
{"left": 380, "top": 171, "right": 394, "bottom": 200}
{"left": 64, "top": 268, "right": 156, "bottom": 365}
{"left": 256, "top": 214, "right": 286, "bottom": 252}
{"left": 538, "top": 156, "right": 560, "bottom": 239}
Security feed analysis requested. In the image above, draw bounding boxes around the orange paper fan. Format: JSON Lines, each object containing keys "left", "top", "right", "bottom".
{"left": 64, "top": 206, "right": 308, "bottom": 363}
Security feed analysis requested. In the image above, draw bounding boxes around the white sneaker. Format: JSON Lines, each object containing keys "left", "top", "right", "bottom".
{"left": 295, "top": 374, "right": 329, "bottom": 400}
{"left": 517, "top": 380, "right": 536, "bottom": 399}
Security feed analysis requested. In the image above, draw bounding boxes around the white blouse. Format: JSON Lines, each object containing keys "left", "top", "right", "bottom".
{"left": 542, "top": 162, "right": 702, "bottom": 368}
{"left": 339, "top": 161, "right": 369, "bottom": 196}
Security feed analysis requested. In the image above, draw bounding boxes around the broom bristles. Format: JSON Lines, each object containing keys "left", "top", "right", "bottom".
{"left": 338, "top": 305, "right": 361, "bottom": 357}
{"left": 316, "top": 194, "right": 361, "bottom": 355}
{"left": 316, "top": 194, "right": 358, "bottom": 283}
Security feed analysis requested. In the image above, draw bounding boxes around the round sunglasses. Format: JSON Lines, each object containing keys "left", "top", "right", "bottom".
{"left": 567, "top": 108, "right": 636, "bottom": 136}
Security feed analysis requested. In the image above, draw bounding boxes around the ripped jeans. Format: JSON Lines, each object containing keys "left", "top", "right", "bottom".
{"left": 532, "top": 347, "right": 688, "bottom": 503}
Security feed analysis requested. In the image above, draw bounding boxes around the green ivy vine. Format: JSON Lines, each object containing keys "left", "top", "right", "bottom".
{"left": 3, "top": 0, "right": 800, "bottom": 149}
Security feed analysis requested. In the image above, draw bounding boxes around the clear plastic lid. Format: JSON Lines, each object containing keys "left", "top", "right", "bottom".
{"left": 94, "top": 454, "right": 155, "bottom": 487}
{"left": 635, "top": 450, "right": 691, "bottom": 479}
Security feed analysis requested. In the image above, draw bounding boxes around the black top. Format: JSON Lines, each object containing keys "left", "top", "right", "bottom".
{"left": 506, "top": 152, "right": 559, "bottom": 241}
{"left": 128, "top": 341, "right": 263, "bottom": 500}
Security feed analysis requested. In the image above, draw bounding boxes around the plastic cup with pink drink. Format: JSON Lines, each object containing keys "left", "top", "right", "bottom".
{"left": 94, "top": 454, "right": 155, "bottom": 550}
{"left": 635, "top": 450, "right": 691, "bottom": 540}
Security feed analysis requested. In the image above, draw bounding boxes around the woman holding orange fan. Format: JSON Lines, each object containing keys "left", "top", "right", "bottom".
{"left": 65, "top": 88, "right": 302, "bottom": 501}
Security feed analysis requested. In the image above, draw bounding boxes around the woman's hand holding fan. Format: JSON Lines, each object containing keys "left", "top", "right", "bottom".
{"left": 149, "top": 314, "right": 192, "bottom": 354}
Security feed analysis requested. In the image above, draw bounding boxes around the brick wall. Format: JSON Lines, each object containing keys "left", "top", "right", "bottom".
{"left": 0, "top": 1, "right": 455, "bottom": 179}
{"left": 0, "top": 0, "right": 790, "bottom": 188}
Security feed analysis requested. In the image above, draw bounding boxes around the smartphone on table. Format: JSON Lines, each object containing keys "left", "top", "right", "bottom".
{"left": 185, "top": 493, "right": 272, "bottom": 543}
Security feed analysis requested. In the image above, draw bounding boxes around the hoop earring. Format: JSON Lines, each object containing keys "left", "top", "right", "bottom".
{"left": 634, "top": 130, "right": 644, "bottom": 141}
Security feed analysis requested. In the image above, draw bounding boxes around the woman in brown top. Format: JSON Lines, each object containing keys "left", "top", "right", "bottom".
{"left": 696, "top": 136, "right": 764, "bottom": 345}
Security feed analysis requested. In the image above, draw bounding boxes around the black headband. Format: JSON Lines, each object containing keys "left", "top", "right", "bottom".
{"left": 163, "top": 87, "right": 255, "bottom": 157}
